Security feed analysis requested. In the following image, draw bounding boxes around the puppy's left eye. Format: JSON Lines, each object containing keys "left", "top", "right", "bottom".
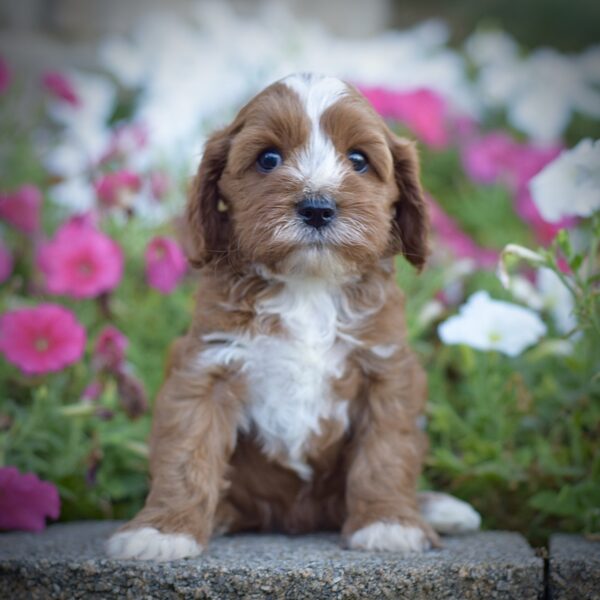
{"left": 348, "top": 151, "right": 368, "bottom": 174}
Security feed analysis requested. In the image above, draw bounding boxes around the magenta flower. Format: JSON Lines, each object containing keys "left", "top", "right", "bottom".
{"left": 41, "top": 71, "right": 79, "bottom": 106}
{"left": 360, "top": 86, "right": 449, "bottom": 148}
{"left": 461, "top": 132, "right": 517, "bottom": 184}
{"left": 0, "top": 467, "right": 60, "bottom": 532}
{"left": 38, "top": 217, "right": 123, "bottom": 299}
{"left": 0, "top": 304, "right": 86, "bottom": 375}
{"left": 0, "top": 56, "right": 10, "bottom": 94}
{"left": 94, "top": 170, "right": 141, "bottom": 208}
{"left": 145, "top": 236, "right": 187, "bottom": 294}
{"left": 93, "top": 325, "right": 128, "bottom": 373}
{"left": 0, "top": 238, "right": 13, "bottom": 283}
{"left": 427, "top": 196, "right": 498, "bottom": 268}
{"left": 0, "top": 184, "right": 42, "bottom": 234}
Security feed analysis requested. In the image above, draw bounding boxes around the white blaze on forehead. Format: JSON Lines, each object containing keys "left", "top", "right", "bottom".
{"left": 282, "top": 74, "right": 349, "bottom": 191}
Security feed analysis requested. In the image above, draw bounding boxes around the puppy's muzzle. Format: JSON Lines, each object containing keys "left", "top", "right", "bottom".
{"left": 296, "top": 196, "right": 337, "bottom": 230}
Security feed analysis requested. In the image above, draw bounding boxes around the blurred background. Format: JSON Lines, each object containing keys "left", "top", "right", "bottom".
{"left": 0, "top": 0, "right": 598, "bottom": 544}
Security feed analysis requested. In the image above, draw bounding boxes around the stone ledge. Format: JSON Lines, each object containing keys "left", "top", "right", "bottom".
{"left": 549, "top": 534, "right": 600, "bottom": 600}
{"left": 0, "top": 521, "right": 543, "bottom": 599}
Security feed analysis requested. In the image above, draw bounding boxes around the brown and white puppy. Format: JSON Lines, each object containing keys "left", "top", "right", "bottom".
{"left": 107, "top": 73, "right": 480, "bottom": 561}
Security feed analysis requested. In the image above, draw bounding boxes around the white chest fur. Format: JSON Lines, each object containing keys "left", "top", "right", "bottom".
{"left": 199, "top": 279, "right": 355, "bottom": 479}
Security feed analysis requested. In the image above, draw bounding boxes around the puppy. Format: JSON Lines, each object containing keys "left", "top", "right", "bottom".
{"left": 107, "top": 73, "right": 480, "bottom": 561}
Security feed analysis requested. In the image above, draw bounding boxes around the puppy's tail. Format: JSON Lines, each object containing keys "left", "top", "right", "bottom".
{"left": 418, "top": 492, "right": 481, "bottom": 534}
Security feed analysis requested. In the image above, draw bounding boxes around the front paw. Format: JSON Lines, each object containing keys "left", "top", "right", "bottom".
{"left": 106, "top": 527, "right": 203, "bottom": 561}
{"left": 347, "top": 521, "right": 432, "bottom": 553}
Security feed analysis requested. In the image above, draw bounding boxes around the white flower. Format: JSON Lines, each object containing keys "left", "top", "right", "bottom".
{"left": 475, "top": 47, "right": 600, "bottom": 142}
{"left": 529, "top": 139, "right": 600, "bottom": 222}
{"left": 464, "top": 30, "right": 518, "bottom": 67}
{"left": 537, "top": 268, "right": 577, "bottom": 334}
{"left": 438, "top": 291, "right": 547, "bottom": 357}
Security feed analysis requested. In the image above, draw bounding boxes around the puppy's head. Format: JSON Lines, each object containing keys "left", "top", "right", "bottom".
{"left": 186, "top": 73, "right": 428, "bottom": 278}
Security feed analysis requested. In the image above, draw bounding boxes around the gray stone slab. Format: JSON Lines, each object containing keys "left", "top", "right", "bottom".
{"left": 0, "top": 521, "right": 543, "bottom": 599}
{"left": 549, "top": 534, "right": 600, "bottom": 600}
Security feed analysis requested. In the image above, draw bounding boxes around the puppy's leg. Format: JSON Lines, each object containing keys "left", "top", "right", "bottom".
{"left": 107, "top": 360, "right": 244, "bottom": 561}
{"left": 344, "top": 357, "right": 439, "bottom": 553}
{"left": 418, "top": 491, "right": 481, "bottom": 534}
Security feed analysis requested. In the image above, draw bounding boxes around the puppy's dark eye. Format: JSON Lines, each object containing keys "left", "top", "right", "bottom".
{"left": 348, "top": 150, "right": 368, "bottom": 173}
{"left": 257, "top": 149, "right": 283, "bottom": 173}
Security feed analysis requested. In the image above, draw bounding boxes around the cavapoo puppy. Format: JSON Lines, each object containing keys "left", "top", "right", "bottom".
{"left": 107, "top": 73, "right": 480, "bottom": 561}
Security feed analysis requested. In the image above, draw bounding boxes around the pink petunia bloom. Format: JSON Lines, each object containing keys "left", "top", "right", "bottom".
{"left": 37, "top": 217, "right": 123, "bottom": 299}
{"left": 515, "top": 188, "right": 574, "bottom": 245}
{"left": 0, "top": 184, "right": 43, "bottom": 234}
{"left": 0, "top": 304, "right": 86, "bottom": 375}
{"left": 461, "top": 132, "right": 518, "bottom": 184}
{"left": 145, "top": 236, "right": 187, "bottom": 294}
{"left": 0, "top": 56, "right": 10, "bottom": 94}
{"left": 41, "top": 71, "right": 79, "bottom": 106}
{"left": 93, "top": 325, "right": 128, "bottom": 373}
{"left": 94, "top": 170, "right": 141, "bottom": 208}
{"left": 360, "top": 86, "right": 449, "bottom": 148}
{"left": 0, "top": 238, "right": 13, "bottom": 283}
{"left": 0, "top": 467, "right": 60, "bottom": 532}
{"left": 427, "top": 196, "right": 498, "bottom": 268}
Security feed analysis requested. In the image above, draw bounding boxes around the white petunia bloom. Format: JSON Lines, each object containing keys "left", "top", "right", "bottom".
{"left": 529, "top": 139, "right": 600, "bottom": 222}
{"left": 537, "top": 268, "right": 577, "bottom": 334}
{"left": 438, "top": 291, "right": 547, "bottom": 357}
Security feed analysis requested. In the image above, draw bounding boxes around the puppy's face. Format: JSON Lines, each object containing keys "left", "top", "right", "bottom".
{"left": 187, "top": 74, "right": 428, "bottom": 277}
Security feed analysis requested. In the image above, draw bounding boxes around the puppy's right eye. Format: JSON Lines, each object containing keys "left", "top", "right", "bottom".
{"left": 257, "top": 149, "right": 283, "bottom": 173}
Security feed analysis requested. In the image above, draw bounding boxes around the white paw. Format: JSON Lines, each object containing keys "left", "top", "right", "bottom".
{"left": 106, "top": 527, "right": 202, "bottom": 561}
{"left": 348, "top": 521, "right": 431, "bottom": 553}
{"left": 420, "top": 492, "right": 481, "bottom": 534}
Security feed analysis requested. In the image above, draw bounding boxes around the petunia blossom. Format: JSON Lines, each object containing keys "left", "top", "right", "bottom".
{"left": 94, "top": 170, "right": 141, "bottom": 208}
{"left": 0, "top": 304, "right": 86, "bottom": 375}
{"left": 93, "top": 325, "right": 128, "bottom": 373}
{"left": 37, "top": 217, "right": 123, "bottom": 298}
{"left": 438, "top": 291, "right": 547, "bottom": 356}
{"left": 42, "top": 71, "right": 80, "bottom": 106}
{"left": 360, "top": 86, "right": 449, "bottom": 149}
{"left": 0, "top": 238, "right": 13, "bottom": 283}
{"left": 529, "top": 139, "right": 600, "bottom": 222}
{"left": 0, "top": 184, "right": 43, "bottom": 234}
{"left": 0, "top": 467, "right": 60, "bottom": 532}
{"left": 144, "top": 236, "right": 187, "bottom": 294}
{"left": 0, "top": 56, "right": 10, "bottom": 94}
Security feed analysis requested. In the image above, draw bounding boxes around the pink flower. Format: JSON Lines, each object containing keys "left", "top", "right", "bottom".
{"left": 145, "top": 236, "right": 187, "bottom": 294}
{"left": 0, "top": 238, "right": 13, "bottom": 283}
{"left": 0, "top": 304, "right": 86, "bottom": 375}
{"left": 360, "top": 86, "right": 449, "bottom": 148}
{"left": 0, "top": 467, "right": 60, "bottom": 532}
{"left": 461, "top": 131, "right": 562, "bottom": 188}
{"left": 41, "top": 71, "right": 79, "bottom": 106}
{"left": 37, "top": 217, "right": 123, "bottom": 299}
{"left": 427, "top": 196, "right": 498, "bottom": 268}
{"left": 0, "top": 56, "right": 10, "bottom": 94}
{"left": 94, "top": 170, "right": 141, "bottom": 208}
{"left": 515, "top": 188, "right": 574, "bottom": 245}
{"left": 0, "top": 184, "right": 42, "bottom": 234}
{"left": 93, "top": 325, "right": 128, "bottom": 372}
{"left": 461, "top": 132, "right": 518, "bottom": 184}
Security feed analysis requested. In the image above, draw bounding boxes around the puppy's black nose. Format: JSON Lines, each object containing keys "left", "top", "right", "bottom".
{"left": 296, "top": 196, "right": 337, "bottom": 230}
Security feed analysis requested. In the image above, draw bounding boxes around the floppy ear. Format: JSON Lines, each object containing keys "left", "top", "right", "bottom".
{"left": 386, "top": 136, "right": 429, "bottom": 270}
{"left": 185, "top": 128, "right": 232, "bottom": 267}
